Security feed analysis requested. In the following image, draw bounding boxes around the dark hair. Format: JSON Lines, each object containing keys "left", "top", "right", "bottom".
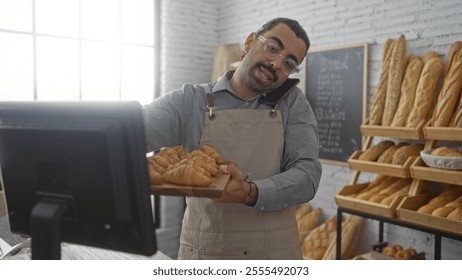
{"left": 256, "top": 18, "right": 310, "bottom": 51}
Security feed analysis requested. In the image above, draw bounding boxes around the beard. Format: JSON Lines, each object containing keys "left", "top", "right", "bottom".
{"left": 241, "top": 59, "right": 280, "bottom": 94}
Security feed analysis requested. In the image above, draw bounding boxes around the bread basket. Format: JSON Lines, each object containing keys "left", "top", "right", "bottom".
{"left": 420, "top": 147, "right": 462, "bottom": 170}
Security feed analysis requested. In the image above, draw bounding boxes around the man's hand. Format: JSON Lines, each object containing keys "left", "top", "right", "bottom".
{"left": 212, "top": 165, "right": 251, "bottom": 203}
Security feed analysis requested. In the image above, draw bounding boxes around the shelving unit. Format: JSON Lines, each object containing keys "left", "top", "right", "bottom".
{"left": 335, "top": 120, "right": 462, "bottom": 260}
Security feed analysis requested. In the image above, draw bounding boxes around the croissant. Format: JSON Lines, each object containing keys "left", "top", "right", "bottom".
{"left": 178, "top": 157, "right": 219, "bottom": 176}
{"left": 187, "top": 150, "right": 216, "bottom": 163}
{"left": 149, "top": 155, "right": 173, "bottom": 169}
{"left": 172, "top": 145, "right": 187, "bottom": 159}
{"left": 162, "top": 164, "right": 212, "bottom": 187}
{"left": 157, "top": 147, "right": 181, "bottom": 163}
{"left": 200, "top": 144, "right": 225, "bottom": 164}
{"left": 148, "top": 168, "right": 163, "bottom": 185}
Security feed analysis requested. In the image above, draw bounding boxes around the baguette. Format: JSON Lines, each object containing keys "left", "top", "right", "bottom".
{"left": 445, "top": 41, "right": 462, "bottom": 76}
{"left": 369, "top": 39, "right": 395, "bottom": 125}
{"left": 382, "top": 34, "right": 408, "bottom": 126}
{"left": 405, "top": 56, "right": 444, "bottom": 127}
{"left": 391, "top": 56, "right": 424, "bottom": 126}
{"left": 423, "top": 50, "right": 439, "bottom": 64}
{"left": 433, "top": 49, "right": 462, "bottom": 126}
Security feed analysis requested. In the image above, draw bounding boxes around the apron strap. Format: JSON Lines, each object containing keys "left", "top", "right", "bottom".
{"left": 201, "top": 84, "right": 215, "bottom": 120}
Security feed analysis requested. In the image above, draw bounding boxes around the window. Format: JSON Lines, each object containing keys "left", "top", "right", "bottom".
{"left": 0, "top": 0, "right": 156, "bottom": 105}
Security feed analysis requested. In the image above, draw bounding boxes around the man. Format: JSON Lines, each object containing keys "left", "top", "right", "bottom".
{"left": 144, "top": 17, "right": 322, "bottom": 259}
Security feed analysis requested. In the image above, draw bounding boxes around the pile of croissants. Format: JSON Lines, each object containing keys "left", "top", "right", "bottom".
{"left": 147, "top": 144, "right": 225, "bottom": 187}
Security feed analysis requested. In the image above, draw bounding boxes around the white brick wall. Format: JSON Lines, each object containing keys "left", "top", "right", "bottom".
{"left": 160, "top": 0, "right": 462, "bottom": 259}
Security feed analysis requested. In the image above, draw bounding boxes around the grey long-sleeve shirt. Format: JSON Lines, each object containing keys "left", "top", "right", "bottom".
{"left": 143, "top": 71, "right": 322, "bottom": 211}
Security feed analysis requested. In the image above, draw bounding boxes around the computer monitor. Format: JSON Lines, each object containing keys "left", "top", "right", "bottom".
{"left": 0, "top": 101, "right": 157, "bottom": 259}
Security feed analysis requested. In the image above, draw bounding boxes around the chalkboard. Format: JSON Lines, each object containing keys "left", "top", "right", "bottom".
{"left": 306, "top": 43, "right": 368, "bottom": 165}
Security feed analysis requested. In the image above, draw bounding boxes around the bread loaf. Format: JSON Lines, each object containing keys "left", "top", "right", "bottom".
{"left": 405, "top": 56, "right": 444, "bottom": 127}
{"left": 369, "top": 39, "right": 395, "bottom": 125}
{"left": 358, "top": 140, "right": 395, "bottom": 161}
{"left": 433, "top": 49, "right": 462, "bottom": 127}
{"left": 382, "top": 35, "right": 408, "bottom": 126}
{"left": 377, "top": 142, "right": 409, "bottom": 163}
{"left": 431, "top": 146, "right": 462, "bottom": 157}
{"left": 391, "top": 57, "right": 424, "bottom": 126}
{"left": 391, "top": 143, "right": 424, "bottom": 165}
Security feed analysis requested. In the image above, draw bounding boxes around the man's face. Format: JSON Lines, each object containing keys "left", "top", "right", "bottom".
{"left": 240, "top": 23, "right": 307, "bottom": 93}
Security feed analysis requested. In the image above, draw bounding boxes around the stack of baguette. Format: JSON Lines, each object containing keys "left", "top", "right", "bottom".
{"left": 301, "top": 215, "right": 338, "bottom": 259}
{"left": 348, "top": 175, "right": 412, "bottom": 206}
{"left": 322, "top": 215, "right": 364, "bottom": 260}
{"left": 358, "top": 139, "right": 424, "bottom": 165}
{"left": 416, "top": 185, "right": 462, "bottom": 221}
{"left": 147, "top": 144, "right": 225, "bottom": 187}
{"left": 301, "top": 214, "right": 364, "bottom": 260}
{"left": 369, "top": 34, "right": 448, "bottom": 127}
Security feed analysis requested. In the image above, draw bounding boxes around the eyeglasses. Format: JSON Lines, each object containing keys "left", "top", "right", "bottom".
{"left": 257, "top": 35, "right": 300, "bottom": 75}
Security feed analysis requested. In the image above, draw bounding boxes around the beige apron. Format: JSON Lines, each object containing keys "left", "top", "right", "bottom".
{"left": 177, "top": 85, "right": 302, "bottom": 260}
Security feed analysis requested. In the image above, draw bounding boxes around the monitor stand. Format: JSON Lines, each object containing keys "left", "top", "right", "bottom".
{"left": 30, "top": 199, "right": 68, "bottom": 260}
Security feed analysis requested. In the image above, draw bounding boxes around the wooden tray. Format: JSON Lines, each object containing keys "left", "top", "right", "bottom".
{"left": 397, "top": 193, "right": 462, "bottom": 236}
{"left": 410, "top": 157, "right": 462, "bottom": 185}
{"left": 347, "top": 151, "right": 414, "bottom": 178}
{"left": 423, "top": 122, "right": 462, "bottom": 141}
{"left": 335, "top": 183, "right": 406, "bottom": 218}
{"left": 150, "top": 173, "right": 231, "bottom": 197}
{"left": 360, "top": 118, "right": 425, "bottom": 139}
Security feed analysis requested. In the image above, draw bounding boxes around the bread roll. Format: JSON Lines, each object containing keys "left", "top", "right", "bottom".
{"left": 391, "top": 57, "right": 424, "bottom": 126}
{"left": 405, "top": 56, "right": 444, "bottom": 127}
{"left": 433, "top": 49, "right": 462, "bottom": 127}
{"left": 369, "top": 39, "right": 395, "bottom": 125}
{"left": 382, "top": 244, "right": 402, "bottom": 257}
{"left": 391, "top": 143, "right": 424, "bottom": 165}
{"left": 359, "top": 140, "right": 395, "bottom": 161}
{"left": 377, "top": 142, "right": 409, "bottom": 163}
{"left": 382, "top": 35, "right": 408, "bottom": 126}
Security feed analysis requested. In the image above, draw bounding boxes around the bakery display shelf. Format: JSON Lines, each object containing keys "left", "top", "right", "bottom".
{"left": 423, "top": 123, "right": 462, "bottom": 141}
{"left": 347, "top": 151, "right": 414, "bottom": 178}
{"left": 397, "top": 193, "right": 462, "bottom": 236}
{"left": 360, "top": 118, "right": 425, "bottom": 139}
{"left": 410, "top": 157, "right": 462, "bottom": 185}
{"left": 335, "top": 183, "right": 407, "bottom": 218}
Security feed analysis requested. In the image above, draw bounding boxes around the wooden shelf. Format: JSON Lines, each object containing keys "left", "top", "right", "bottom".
{"left": 360, "top": 118, "right": 425, "bottom": 140}
{"left": 397, "top": 193, "right": 462, "bottom": 237}
{"left": 335, "top": 183, "right": 407, "bottom": 218}
{"left": 423, "top": 124, "right": 462, "bottom": 141}
{"left": 410, "top": 157, "right": 462, "bottom": 185}
{"left": 347, "top": 151, "right": 415, "bottom": 178}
